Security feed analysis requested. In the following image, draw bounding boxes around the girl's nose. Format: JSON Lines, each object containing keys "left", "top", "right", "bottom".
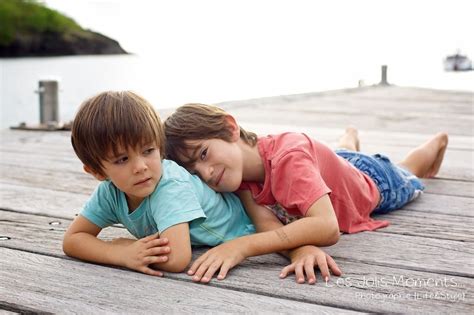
{"left": 196, "top": 163, "right": 213, "bottom": 182}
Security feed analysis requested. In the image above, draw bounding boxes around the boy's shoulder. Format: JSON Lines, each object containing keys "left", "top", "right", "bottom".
{"left": 160, "top": 159, "right": 205, "bottom": 192}
{"left": 152, "top": 159, "right": 206, "bottom": 204}
{"left": 161, "top": 159, "right": 194, "bottom": 181}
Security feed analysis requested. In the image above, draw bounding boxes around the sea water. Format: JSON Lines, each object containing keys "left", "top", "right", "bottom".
{"left": 0, "top": 53, "right": 472, "bottom": 130}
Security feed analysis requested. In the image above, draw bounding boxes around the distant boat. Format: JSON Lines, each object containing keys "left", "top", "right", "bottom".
{"left": 444, "top": 52, "right": 472, "bottom": 71}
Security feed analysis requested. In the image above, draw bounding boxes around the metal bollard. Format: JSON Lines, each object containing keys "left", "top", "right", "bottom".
{"left": 379, "top": 65, "right": 389, "bottom": 85}
{"left": 37, "top": 80, "right": 59, "bottom": 124}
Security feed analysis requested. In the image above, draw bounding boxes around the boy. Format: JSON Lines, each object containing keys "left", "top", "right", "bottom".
{"left": 63, "top": 91, "right": 257, "bottom": 276}
{"left": 164, "top": 103, "right": 449, "bottom": 283}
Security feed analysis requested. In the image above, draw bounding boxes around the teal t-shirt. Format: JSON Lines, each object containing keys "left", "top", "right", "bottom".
{"left": 81, "top": 159, "right": 255, "bottom": 246}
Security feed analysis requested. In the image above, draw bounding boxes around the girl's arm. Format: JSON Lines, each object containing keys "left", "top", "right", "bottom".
{"left": 63, "top": 215, "right": 172, "bottom": 275}
{"left": 234, "top": 191, "right": 340, "bottom": 255}
{"left": 188, "top": 191, "right": 341, "bottom": 283}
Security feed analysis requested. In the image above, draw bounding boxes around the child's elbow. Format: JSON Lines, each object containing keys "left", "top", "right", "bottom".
{"left": 62, "top": 235, "right": 73, "bottom": 257}
{"left": 156, "top": 251, "right": 192, "bottom": 273}
{"left": 325, "top": 220, "right": 340, "bottom": 246}
{"left": 328, "top": 227, "right": 340, "bottom": 245}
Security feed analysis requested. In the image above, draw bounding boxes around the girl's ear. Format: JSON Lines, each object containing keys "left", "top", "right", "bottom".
{"left": 83, "top": 165, "right": 107, "bottom": 181}
{"left": 224, "top": 115, "right": 240, "bottom": 142}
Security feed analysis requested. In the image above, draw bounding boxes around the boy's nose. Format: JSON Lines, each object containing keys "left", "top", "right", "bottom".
{"left": 133, "top": 158, "right": 148, "bottom": 173}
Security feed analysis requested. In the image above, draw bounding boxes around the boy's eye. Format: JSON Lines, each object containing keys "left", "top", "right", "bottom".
{"left": 143, "top": 147, "right": 155, "bottom": 155}
{"left": 114, "top": 156, "right": 128, "bottom": 164}
{"left": 200, "top": 148, "right": 208, "bottom": 160}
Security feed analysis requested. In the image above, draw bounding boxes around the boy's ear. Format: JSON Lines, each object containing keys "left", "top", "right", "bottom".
{"left": 83, "top": 165, "right": 107, "bottom": 181}
{"left": 224, "top": 115, "right": 240, "bottom": 142}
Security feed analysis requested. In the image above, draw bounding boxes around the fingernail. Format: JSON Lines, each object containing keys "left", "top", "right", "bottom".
{"left": 279, "top": 273, "right": 284, "bottom": 278}
{"left": 202, "top": 277, "right": 208, "bottom": 282}
{"left": 187, "top": 270, "right": 194, "bottom": 275}
{"left": 325, "top": 276, "right": 329, "bottom": 283}
{"left": 193, "top": 276, "right": 199, "bottom": 281}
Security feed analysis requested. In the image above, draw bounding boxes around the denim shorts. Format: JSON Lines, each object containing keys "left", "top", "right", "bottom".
{"left": 335, "top": 150, "right": 425, "bottom": 214}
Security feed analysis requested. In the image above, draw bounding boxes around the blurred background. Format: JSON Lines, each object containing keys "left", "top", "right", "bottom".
{"left": 1, "top": 0, "right": 473, "bottom": 129}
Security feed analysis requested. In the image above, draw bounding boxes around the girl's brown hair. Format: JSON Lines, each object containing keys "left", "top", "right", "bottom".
{"left": 164, "top": 103, "right": 257, "bottom": 168}
{"left": 71, "top": 91, "right": 165, "bottom": 177}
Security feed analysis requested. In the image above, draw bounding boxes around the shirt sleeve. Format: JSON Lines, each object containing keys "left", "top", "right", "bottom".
{"left": 271, "top": 149, "right": 331, "bottom": 215}
{"left": 80, "top": 183, "right": 120, "bottom": 228}
{"left": 150, "top": 179, "right": 206, "bottom": 233}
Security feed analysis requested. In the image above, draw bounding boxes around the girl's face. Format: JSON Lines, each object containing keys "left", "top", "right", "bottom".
{"left": 181, "top": 138, "right": 244, "bottom": 192}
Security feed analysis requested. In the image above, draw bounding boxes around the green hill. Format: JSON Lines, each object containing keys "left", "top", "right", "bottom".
{"left": 0, "top": 0, "right": 127, "bottom": 57}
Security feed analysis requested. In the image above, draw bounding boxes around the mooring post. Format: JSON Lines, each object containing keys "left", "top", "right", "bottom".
{"left": 379, "top": 65, "right": 389, "bottom": 85}
{"left": 38, "top": 80, "right": 59, "bottom": 125}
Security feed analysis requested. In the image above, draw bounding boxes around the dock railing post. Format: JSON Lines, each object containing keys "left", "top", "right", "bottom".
{"left": 38, "top": 80, "right": 59, "bottom": 125}
{"left": 379, "top": 65, "right": 389, "bottom": 85}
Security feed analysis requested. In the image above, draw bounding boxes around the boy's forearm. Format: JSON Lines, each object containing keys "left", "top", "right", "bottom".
{"left": 63, "top": 232, "right": 125, "bottom": 267}
{"left": 240, "top": 217, "right": 339, "bottom": 258}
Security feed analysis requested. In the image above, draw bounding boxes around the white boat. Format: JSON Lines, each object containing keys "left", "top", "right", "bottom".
{"left": 444, "top": 52, "right": 472, "bottom": 71}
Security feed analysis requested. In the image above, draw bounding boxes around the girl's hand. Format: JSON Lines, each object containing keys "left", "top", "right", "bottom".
{"left": 118, "top": 233, "right": 171, "bottom": 276}
{"left": 280, "top": 245, "right": 342, "bottom": 284}
{"left": 187, "top": 240, "right": 248, "bottom": 283}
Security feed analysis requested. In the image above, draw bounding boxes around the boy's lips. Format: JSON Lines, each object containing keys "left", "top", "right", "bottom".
{"left": 134, "top": 177, "right": 152, "bottom": 185}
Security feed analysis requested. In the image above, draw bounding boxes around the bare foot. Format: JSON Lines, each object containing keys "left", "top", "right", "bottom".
{"left": 424, "top": 132, "right": 449, "bottom": 178}
{"left": 337, "top": 127, "right": 360, "bottom": 151}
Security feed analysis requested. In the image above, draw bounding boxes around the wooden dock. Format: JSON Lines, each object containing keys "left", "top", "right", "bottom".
{"left": 1, "top": 85, "right": 473, "bottom": 314}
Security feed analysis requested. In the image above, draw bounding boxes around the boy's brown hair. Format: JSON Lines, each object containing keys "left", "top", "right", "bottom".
{"left": 164, "top": 103, "right": 257, "bottom": 168}
{"left": 71, "top": 91, "right": 165, "bottom": 177}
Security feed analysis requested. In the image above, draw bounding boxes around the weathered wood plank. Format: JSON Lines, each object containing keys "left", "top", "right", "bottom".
{"left": 220, "top": 86, "right": 474, "bottom": 136}
{"left": 1, "top": 212, "right": 473, "bottom": 314}
{"left": 220, "top": 86, "right": 474, "bottom": 113}
{"left": 3, "top": 131, "right": 470, "bottom": 181}
{"left": 230, "top": 107, "right": 473, "bottom": 137}
{"left": 374, "top": 210, "right": 474, "bottom": 242}
{"left": 2, "top": 164, "right": 472, "bottom": 199}
{"left": 0, "top": 183, "right": 88, "bottom": 218}
{"left": 422, "top": 179, "right": 474, "bottom": 198}
{"left": 3, "top": 125, "right": 472, "bottom": 151}
{"left": 403, "top": 193, "right": 473, "bottom": 217}
{"left": 329, "top": 233, "right": 474, "bottom": 278}
{"left": 2, "top": 210, "right": 473, "bottom": 279}
{"left": 1, "top": 181, "right": 471, "bottom": 221}
{"left": 0, "top": 166, "right": 96, "bottom": 195}
{"left": 238, "top": 123, "right": 473, "bottom": 151}
{"left": 1, "top": 248, "right": 354, "bottom": 314}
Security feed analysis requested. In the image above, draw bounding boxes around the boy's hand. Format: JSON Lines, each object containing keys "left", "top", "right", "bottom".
{"left": 187, "top": 240, "right": 247, "bottom": 283}
{"left": 117, "top": 233, "right": 171, "bottom": 276}
{"left": 280, "top": 245, "right": 342, "bottom": 284}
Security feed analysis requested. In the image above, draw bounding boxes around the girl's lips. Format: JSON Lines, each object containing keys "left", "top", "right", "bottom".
{"left": 215, "top": 169, "right": 225, "bottom": 186}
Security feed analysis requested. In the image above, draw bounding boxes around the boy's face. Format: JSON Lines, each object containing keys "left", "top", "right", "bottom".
{"left": 87, "top": 142, "right": 162, "bottom": 210}
{"left": 181, "top": 138, "right": 244, "bottom": 193}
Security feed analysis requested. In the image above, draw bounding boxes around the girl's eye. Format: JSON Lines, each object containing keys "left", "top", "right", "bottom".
{"left": 114, "top": 156, "right": 128, "bottom": 164}
{"left": 200, "top": 148, "right": 208, "bottom": 160}
{"left": 144, "top": 147, "right": 155, "bottom": 155}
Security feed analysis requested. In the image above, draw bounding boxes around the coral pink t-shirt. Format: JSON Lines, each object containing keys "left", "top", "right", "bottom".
{"left": 240, "top": 133, "right": 389, "bottom": 233}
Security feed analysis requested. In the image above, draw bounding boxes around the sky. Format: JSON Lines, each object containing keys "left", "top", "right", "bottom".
{"left": 43, "top": 0, "right": 473, "bottom": 63}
